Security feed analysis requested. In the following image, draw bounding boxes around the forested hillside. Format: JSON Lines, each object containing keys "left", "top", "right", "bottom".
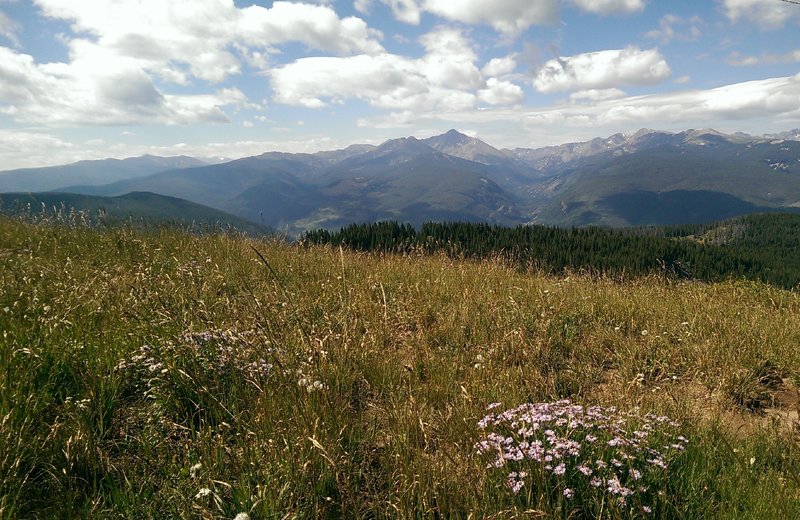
{"left": 303, "top": 213, "right": 800, "bottom": 289}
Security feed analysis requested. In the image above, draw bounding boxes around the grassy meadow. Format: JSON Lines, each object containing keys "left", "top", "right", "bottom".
{"left": 1, "top": 215, "right": 799, "bottom": 518}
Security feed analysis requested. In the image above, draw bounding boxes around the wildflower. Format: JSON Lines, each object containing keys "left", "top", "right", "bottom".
{"left": 476, "top": 400, "right": 686, "bottom": 513}
{"left": 606, "top": 476, "right": 633, "bottom": 497}
{"left": 608, "top": 436, "right": 627, "bottom": 447}
{"left": 234, "top": 514, "right": 251, "bottom": 520}
{"left": 507, "top": 472, "right": 526, "bottom": 494}
{"left": 643, "top": 505, "right": 653, "bottom": 514}
{"left": 195, "top": 487, "right": 211, "bottom": 499}
{"left": 189, "top": 463, "right": 202, "bottom": 477}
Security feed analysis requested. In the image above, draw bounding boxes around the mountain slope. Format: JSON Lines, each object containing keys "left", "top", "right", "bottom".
{"left": 533, "top": 131, "right": 800, "bottom": 226}
{"left": 0, "top": 191, "right": 270, "bottom": 234}
{"left": 0, "top": 155, "right": 208, "bottom": 193}
{"left": 27, "top": 128, "right": 800, "bottom": 233}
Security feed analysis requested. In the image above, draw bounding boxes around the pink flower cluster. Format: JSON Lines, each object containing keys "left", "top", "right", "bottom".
{"left": 475, "top": 400, "right": 688, "bottom": 512}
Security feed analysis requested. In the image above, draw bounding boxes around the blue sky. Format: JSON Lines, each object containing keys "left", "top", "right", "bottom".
{"left": 0, "top": 0, "right": 798, "bottom": 168}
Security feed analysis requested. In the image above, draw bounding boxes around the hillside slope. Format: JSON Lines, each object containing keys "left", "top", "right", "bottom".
{"left": 0, "top": 191, "right": 270, "bottom": 234}
{"left": 0, "top": 155, "right": 208, "bottom": 193}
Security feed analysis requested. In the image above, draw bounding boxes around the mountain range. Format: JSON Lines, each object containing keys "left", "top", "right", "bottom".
{"left": 1, "top": 128, "right": 799, "bottom": 235}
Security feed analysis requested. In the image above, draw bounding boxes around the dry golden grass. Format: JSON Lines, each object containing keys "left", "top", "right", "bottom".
{"left": 1, "top": 216, "right": 799, "bottom": 518}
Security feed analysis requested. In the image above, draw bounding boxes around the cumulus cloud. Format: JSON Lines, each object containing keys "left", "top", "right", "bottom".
{"left": 34, "top": 0, "right": 384, "bottom": 85}
{"left": 271, "top": 27, "right": 523, "bottom": 112}
{"left": 478, "top": 78, "right": 525, "bottom": 106}
{"left": 533, "top": 46, "right": 671, "bottom": 93}
{"left": 0, "top": 45, "right": 247, "bottom": 125}
{"left": 421, "top": 0, "right": 559, "bottom": 34}
{"left": 481, "top": 55, "right": 518, "bottom": 77}
{"left": 722, "top": 0, "right": 800, "bottom": 28}
{"left": 363, "top": 0, "right": 559, "bottom": 34}
{"left": 569, "top": 0, "right": 646, "bottom": 15}
{"left": 0, "top": 1, "right": 386, "bottom": 126}
{"left": 378, "top": 0, "right": 647, "bottom": 34}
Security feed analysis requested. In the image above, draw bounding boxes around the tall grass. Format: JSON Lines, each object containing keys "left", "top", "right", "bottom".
{"left": 1, "top": 216, "right": 799, "bottom": 518}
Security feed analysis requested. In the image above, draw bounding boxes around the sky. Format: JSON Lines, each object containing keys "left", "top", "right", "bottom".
{"left": 0, "top": 0, "right": 799, "bottom": 169}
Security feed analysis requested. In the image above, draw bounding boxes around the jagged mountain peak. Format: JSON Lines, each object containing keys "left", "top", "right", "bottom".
{"left": 422, "top": 129, "right": 508, "bottom": 164}
{"left": 435, "top": 129, "right": 473, "bottom": 145}
{"left": 376, "top": 135, "right": 432, "bottom": 153}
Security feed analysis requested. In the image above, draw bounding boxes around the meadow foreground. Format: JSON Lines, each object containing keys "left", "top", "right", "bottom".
{"left": 1, "top": 218, "right": 799, "bottom": 518}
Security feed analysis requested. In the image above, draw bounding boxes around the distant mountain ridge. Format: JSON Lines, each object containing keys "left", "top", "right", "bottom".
{"left": 4, "top": 128, "right": 800, "bottom": 234}
{"left": 0, "top": 155, "right": 208, "bottom": 193}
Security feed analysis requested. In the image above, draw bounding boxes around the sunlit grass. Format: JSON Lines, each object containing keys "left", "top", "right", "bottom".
{"left": 1, "top": 215, "right": 799, "bottom": 518}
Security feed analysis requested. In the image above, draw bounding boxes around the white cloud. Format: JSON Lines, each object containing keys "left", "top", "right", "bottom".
{"left": 722, "top": 0, "right": 800, "bottom": 28}
{"left": 238, "top": 2, "right": 384, "bottom": 55}
{"left": 422, "top": 0, "right": 559, "bottom": 34}
{"left": 354, "top": 0, "right": 373, "bottom": 15}
{"left": 533, "top": 46, "right": 671, "bottom": 93}
{"left": 0, "top": 130, "right": 79, "bottom": 169}
{"left": 379, "top": 0, "right": 649, "bottom": 33}
{"left": 645, "top": 14, "right": 702, "bottom": 43}
{"left": 34, "top": 0, "right": 384, "bottom": 86}
{"left": 386, "top": 0, "right": 423, "bottom": 24}
{"left": 570, "top": 88, "right": 627, "bottom": 103}
{"left": 481, "top": 55, "right": 518, "bottom": 77}
{"left": 271, "top": 27, "right": 522, "bottom": 112}
{"left": 673, "top": 75, "right": 691, "bottom": 84}
{"left": 727, "top": 49, "right": 800, "bottom": 66}
{"left": 569, "top": 0, "right": 645, "bottom": 15}
{"left": 0, "top": 45, "right": 247, "bottom": 125}
{"left": 0, "top": 9, "right": 20, "bottom": 46}
{"left": 478, "top": 78, "right": 525, "bottom": 106}
{"left": 0, "top": 1, "right": 386, "bottom": 126}
{"left": 376, "top": 0, "right": 653, "bottom": 35}
{"left": 525, "top": 74, "right": 800, "bottom": 133}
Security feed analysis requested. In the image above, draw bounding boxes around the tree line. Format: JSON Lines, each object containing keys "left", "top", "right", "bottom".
{"left": 301, "top": 214, "right": 800, "bottom": 289}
